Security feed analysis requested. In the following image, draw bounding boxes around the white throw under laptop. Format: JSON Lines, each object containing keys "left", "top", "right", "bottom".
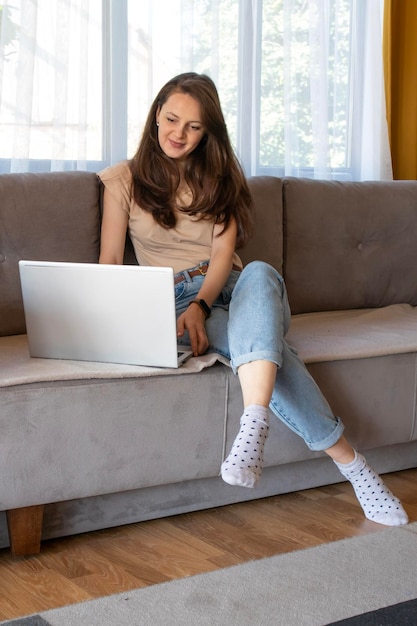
{"left": 19, "top": 260, "right": 193, "bottom": 368}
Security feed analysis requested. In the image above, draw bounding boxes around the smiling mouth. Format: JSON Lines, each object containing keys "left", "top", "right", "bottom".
{"left": 169, "top": 139, "right": 185, "bottom": 149}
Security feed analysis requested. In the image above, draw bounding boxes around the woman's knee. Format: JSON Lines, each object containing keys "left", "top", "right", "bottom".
{"left": 238, "top": 261, "right": 284, "bottom": 293}
{"left": 242, "top": 260, "right": 282, "bottom": 280}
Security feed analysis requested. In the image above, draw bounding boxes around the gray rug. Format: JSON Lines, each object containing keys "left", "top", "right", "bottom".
{"left": 2, "top": 522, "right": 417, "bottom": 626}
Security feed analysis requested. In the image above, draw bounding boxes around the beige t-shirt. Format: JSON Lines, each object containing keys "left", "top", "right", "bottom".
{"left": 98, "top": 161, "right": 242, "bottom": 275}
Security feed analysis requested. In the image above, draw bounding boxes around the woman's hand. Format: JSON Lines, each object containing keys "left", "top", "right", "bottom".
{"left": 177, "top": 304, "right": 209, "bottom": 356}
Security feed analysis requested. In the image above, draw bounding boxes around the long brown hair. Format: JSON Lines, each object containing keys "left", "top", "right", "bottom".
{"left": 129, "top": 72, "right": 253, "bottom": 248}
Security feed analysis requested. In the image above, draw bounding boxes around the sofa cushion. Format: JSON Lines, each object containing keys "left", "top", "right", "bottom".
{"left": 283, "top": 178, "right": 417, "bottom": 314}
{"left": 0, "top": 172, "right": 101, "bottom": 336}
{"left": 286, "top": 303, "right": 417, "bottom": 363}
{"left": 0, "top": 335, "right": 229, "bottom": 388}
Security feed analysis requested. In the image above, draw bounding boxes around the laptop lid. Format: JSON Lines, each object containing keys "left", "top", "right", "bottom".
{"left": 18, "top": 260, "right": 192, "bottom": 368}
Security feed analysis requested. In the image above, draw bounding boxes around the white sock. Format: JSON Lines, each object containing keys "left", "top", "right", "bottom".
{"left": 221, "top": 405, "right": 269, "bottom": 488}
{"left": 334, "top": 451, "right": 408, "bottom": 526}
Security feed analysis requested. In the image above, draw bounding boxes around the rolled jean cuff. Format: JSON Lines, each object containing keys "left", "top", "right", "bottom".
{"left": 305, "top": 417, "right": 345, "bottom": 452}
{"left": 230, "top": 350, "right": 282, "bottom": 375}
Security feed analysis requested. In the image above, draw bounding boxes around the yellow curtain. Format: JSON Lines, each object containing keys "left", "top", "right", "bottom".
{"left": 384, "top": 0, "right": 417, "bottom": 180}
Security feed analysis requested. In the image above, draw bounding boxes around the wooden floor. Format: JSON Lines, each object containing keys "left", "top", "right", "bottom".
{"left": 0, "top": 467, "right": 416, "bottom": 621}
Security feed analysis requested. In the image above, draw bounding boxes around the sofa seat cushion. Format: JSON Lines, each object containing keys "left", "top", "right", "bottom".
{"left": 287, "top": 303, "right": 417, "bottom": 363}
{"left": 0, "top": 335, "right": 229, "bottom": 388}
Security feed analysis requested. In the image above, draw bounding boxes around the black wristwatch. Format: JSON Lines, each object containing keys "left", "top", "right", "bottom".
{"left": 190, "top": 298, "right": 211, "bottom": 319}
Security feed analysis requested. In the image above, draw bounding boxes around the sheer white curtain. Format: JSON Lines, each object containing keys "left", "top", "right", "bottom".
{"left": 0, "top": 0, "right": 391, "bottom": 180}
{"left": 0, "top": 0, "right": 103, "bottom": 172}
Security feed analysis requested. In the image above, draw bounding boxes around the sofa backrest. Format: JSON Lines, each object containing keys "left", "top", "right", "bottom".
{"left": 283, "top": 177, "right": 417, "bottom": 314}
{"left": 0, "top": 172, "right": 100, "bottom": 336}
{"left": 240, "top": 176, "right": 284, "bottom": 273}
{"left": 2, "top": 170, "right": 417, "bottom": 336}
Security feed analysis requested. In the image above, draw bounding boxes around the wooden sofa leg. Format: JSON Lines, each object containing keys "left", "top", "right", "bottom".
{"left": 6, "top": 504, "right": 44, "bottom": 557}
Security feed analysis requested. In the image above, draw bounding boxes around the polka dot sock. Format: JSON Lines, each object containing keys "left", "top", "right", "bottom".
{"left": 334, "top": 451, "right": 408, "bottom": 526}
{"left": 221, "top": 405, "right": 269, "bottom": 488}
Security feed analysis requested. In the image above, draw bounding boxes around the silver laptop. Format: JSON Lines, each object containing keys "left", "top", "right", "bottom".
{"left": 18, "top": 260, "right": 193, "bottom": 368}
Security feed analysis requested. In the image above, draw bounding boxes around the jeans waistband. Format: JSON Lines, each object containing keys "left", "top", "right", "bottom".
{"left": 174, "top": 261, "right": 241, "bottom": 285}
{"left": 174, "top": 261, "right": 210, "bottom": 284}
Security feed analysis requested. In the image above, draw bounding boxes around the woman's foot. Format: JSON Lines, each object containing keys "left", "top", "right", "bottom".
{"left": 221, "top": 405, "right": 269, "bottom": 488}
{"left": 335, "top": 452, "right": 408, "bottom": 526}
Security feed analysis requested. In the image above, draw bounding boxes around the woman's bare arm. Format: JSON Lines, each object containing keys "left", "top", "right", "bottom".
{"left": 99, "top": 188, "right": 129, "bottom": 265}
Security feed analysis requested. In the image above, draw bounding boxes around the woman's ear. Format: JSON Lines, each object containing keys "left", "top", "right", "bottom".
{"left": 155, "top": 106, "right": 161, "bottom": 125}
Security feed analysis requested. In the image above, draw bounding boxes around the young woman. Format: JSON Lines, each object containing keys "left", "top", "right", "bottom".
{"left": 98, "top": 72, "right": 408, "bottom": 527}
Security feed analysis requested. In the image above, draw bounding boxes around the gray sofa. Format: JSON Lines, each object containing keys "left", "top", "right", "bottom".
{"left": 1, "top": 172, "right": 417, "bottom": 556}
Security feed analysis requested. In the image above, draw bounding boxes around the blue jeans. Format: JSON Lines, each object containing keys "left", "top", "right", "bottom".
{"left": 175, "top": 260, "right": 344, "bottom": 451}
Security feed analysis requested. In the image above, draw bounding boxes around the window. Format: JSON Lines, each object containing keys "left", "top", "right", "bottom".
{"left": 0, "top": 0, "right": 103, "bottom": 169}
{"left": 0, "top": 0, "right": 390, "bottom": 180}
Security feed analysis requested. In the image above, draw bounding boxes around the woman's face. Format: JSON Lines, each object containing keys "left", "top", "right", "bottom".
{"left": 156, "top": 92, "right": 206, "bottom": 164}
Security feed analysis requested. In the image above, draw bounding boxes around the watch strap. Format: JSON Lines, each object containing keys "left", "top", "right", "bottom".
{"left": 190, "top": 298, "right": 211, "bottom": 318}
